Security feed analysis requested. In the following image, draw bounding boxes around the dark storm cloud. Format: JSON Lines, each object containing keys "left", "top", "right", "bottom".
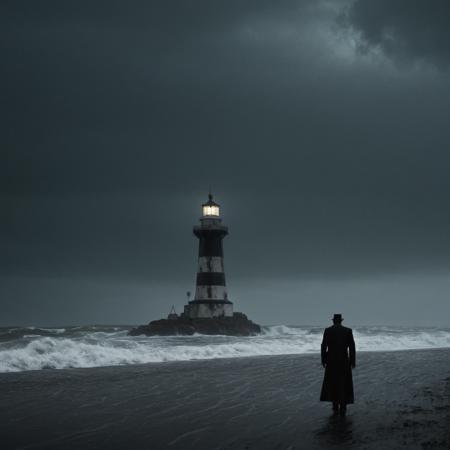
{"left": 343, "top": 0, "right": 450, "bottom": 69}
{"left": 2, "top": 0, "right": 325, "bottom": 196}
{"left": 1, "top": 1, "right": 450, "bottom": 324}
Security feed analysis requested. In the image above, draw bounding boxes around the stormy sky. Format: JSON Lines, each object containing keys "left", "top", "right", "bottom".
{"left": 2, "top": 0, "right": 450, "bottom": 326}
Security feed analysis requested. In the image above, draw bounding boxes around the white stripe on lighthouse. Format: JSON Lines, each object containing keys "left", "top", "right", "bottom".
{"left": 195, "top": 285, "right": 227, "bottom": 300}
{"left": 197, "top": 256, "right": 224, "bottom": 273}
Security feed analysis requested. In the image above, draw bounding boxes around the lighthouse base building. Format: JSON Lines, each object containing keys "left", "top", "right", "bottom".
{"left": 184, "top": 301, "right": 233, "bottom": 319}
{"left": 129, "top": 194, "right": 261, "bottom": 337}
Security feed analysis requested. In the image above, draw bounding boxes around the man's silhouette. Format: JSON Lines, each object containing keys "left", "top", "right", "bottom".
{"left": 320, "top": 314, "right": 355, "bottom": 415}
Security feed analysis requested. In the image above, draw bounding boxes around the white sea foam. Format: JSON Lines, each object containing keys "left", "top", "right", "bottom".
{"left": 261, "top": 325, "right": 304, "bottom": 336}
{"left": 0, "top": 325, "right": 449, "bottom": 372}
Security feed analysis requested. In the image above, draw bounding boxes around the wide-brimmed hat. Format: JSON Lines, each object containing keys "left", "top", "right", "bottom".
{"left": 332, "top": 314, "right": 343, "bottom": 322}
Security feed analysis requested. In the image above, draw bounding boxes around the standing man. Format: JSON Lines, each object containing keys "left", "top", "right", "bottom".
{"left": 320, "top": 314, "right": 355, "bottom": 415}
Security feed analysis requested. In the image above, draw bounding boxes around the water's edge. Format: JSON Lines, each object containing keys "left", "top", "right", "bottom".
{"left": 0, "top": 325, "right": 449, "bottom": 373}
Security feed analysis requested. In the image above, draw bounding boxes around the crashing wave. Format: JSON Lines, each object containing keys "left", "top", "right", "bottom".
{"left": 0, "top": 325, "right": 449, "bottom": 373}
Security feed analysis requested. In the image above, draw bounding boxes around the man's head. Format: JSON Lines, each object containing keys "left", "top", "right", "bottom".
{"left": 332, "top": 314, "right": 343, "bottom": 325}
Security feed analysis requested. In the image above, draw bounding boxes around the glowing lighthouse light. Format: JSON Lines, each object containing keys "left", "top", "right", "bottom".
{"left": 202, "top": 194, "right": 220, "bottom": 217}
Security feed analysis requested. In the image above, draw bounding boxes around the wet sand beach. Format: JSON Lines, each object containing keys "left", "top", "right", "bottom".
{"left": 0, "top": 348, "right": 449, "bottom": 449}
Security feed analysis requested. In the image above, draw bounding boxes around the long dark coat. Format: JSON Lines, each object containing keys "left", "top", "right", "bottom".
{"left": 320, "top": 324, "right": 355, "bottom": 404}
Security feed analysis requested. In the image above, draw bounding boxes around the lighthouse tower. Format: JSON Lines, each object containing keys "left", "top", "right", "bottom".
{"left": 184, "top": 194, "right": 233, "bottom": 319}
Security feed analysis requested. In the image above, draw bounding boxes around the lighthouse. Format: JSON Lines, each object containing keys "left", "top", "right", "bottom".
{"left": 128, "top": 193, "right": 262, "bottom": 335}
{"left": 184, "top": 194, "right": 233, "bottom": 319}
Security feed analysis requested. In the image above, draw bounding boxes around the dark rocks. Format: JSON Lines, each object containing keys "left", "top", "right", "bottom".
{"left": 128, "top": 312, "right": 261, "bottom": 336}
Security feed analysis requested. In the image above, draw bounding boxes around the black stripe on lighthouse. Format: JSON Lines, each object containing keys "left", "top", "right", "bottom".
{"left": 198, "top": 235, "right": 224, "bottom": 257}
{"left": 196, "top": 272, "right": 226, "bottom": 286}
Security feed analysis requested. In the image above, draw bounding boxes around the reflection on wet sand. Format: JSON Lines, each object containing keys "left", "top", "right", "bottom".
{"left": 315, "top": 414, "right": 354, "bottom": 446}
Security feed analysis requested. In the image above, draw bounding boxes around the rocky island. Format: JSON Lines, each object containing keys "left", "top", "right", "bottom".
{"left": 129, "top": 312, "right": 261, "bottom": 336}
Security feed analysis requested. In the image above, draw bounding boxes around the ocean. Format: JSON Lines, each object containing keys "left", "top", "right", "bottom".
{"left": 0, "top": 324, "right": 449, "bottom": 373}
